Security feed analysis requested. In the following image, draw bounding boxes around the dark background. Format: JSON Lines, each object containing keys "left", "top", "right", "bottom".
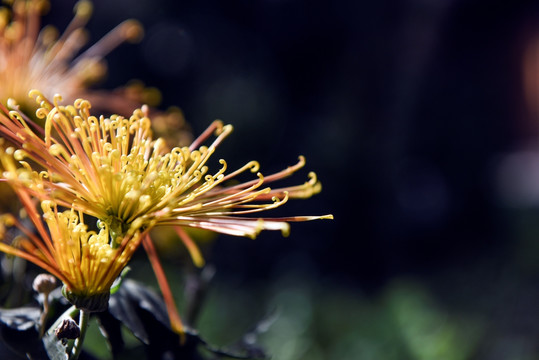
{"left": 45, "top": 0, "right": 539, "bottom": 358}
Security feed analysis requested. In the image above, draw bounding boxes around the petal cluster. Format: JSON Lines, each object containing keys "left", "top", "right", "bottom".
{"left": 0, "top": 91, "right": 331, "bottom": 243}
{"left": 0, "top": 0, "right": 144, "bottom": 114}
{"left": 0, "top": 188, "right": 143, "bottom": 311}
{"left": 0, "top": 90, "right": 332, "bottom": 335}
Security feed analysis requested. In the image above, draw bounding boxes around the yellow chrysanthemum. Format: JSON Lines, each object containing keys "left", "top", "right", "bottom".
{"left": 0, "top": 189, "right": 143, "bottom": 312}
{"left": 0, "top": 90, "right": 332, "bottom": 335}
{"left": 1, "top": 91, "right": 331, "bottom": 245}
{"left": 0, "top": 0, "right": 146, "bottom": 114}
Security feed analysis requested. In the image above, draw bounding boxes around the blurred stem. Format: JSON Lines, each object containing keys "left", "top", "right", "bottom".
{"left": 38, "top": 292, "right": 50, "bottom": 338}
{"left": 184, "top": 265, "right": 215, "bottom": 327}
{"left": 70, "top": 310, "right": 89, "bottom": 360}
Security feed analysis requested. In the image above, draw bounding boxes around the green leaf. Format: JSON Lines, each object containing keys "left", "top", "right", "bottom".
{"left": 42, "top": 330, "right": 69, "bottom": 360}
{"left": 99, "top": 279, "right": 270, "bottom": 359}
{"left": 0, "top": 306, "right": 48, "bottom": 359}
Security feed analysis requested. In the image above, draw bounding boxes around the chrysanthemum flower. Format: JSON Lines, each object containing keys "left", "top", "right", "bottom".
{"left": 0, "top": 0, "right": 146, "bottom": 114}
{"left": 0, "top": 188, "right": 143, "bottom": 312}
{"left": 1, "top": 90, "right": 331, "bottom": 246}
{"left": 0, "top": 90, "right": 332, "bottom": 335}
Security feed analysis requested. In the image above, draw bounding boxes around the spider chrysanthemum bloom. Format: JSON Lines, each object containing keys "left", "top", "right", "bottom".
{"left": 1, "top": 90, "right": 331, "bottom": 246}
{"left": 0, "top": 0, "right": 146, "bottom": 114}
{"left": 0, "top": 189, "right": 143, "bottom": 312}
{"left": 0, "top": 90, "right": 332, "bottom": 334}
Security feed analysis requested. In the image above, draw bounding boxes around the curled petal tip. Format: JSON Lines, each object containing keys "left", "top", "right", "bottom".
{"left": 121, "top": 20, "right": 144, "bottom": 43}
{"left": 6, "top": 98, "right": 18, "bottom": 109}
{"left": 281, "top": 224, "right": 291, "bottom": 237}
{"left": 210, "top": 119, "right": 223, "bottom": 133}
{"left": 53, "top": 94, "right": 63, "bottom": 105}
{"left": 74, "top": 0, "right": 93, "bottom": 19}
{"left": 28, "top": 89, "right": 41, "bottom": 98}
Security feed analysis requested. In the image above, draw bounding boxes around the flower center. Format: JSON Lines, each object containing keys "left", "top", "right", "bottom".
{"left": 104, "top": 215, "right": 130, "bottom": 248}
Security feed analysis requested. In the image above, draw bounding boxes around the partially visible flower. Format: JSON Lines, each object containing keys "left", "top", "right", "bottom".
{"left": 0, "top": 0, "right": 193, "bottom": 215}
{"left": 0, "top": 90, "right": 333, "bottom": 335}
{"left": 0, "top": 0, "right": 147, "bottom": 115}
{"left": 0, "top": 189, "right": 143, "bottom": 312}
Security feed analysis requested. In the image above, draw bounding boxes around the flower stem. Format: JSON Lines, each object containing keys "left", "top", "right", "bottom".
{"left": 70, "top": 309, "right": 90, "bottom": 360}
{"left": 39, "top": 293, "right": 49, "bottom": 338}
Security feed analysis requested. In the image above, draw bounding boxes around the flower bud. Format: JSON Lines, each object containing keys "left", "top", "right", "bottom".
{"left": 32, "top": 273, "right": 57, "bottom": 295}
{"left": 55, "top": 318, "right": 80, "bottom": 340}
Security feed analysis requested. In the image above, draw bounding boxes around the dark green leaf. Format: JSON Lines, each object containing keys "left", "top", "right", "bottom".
{"left": 94, "top": 310, "right": 125, "bottom": 358}
{"left": 101, "top": 279, "right": 270, "bottom": 359}
{"left": 42, "top": 330, "right": 69, "bottom": 360}
{"left": 0, "top": 306, "right": 40, "bottom": 331}
{"left": 106, "top": 279, "right": 157, "bottom": 344}
{"left": 104, "top": 279, "right": 203, "bottom": 359}
{"left": 0, "top": 306, "right": 49, "bottom": 359}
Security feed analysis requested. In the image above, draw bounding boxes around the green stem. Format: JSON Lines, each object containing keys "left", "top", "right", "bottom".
{"left": 70, "top": 310, "right": 90, "bottom": 360}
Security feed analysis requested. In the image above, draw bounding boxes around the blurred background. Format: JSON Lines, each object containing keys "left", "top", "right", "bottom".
{"left": 44, "top": 0, "right": 539, "bottom": 358}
